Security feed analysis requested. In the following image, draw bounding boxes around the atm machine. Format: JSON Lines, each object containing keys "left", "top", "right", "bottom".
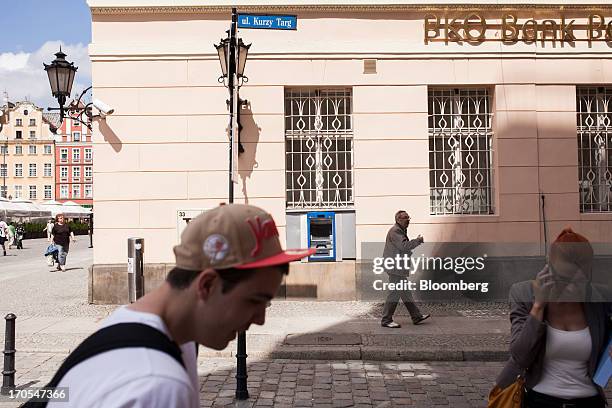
{"left": 307, "top": 212, "right": 335, "bottom": 261}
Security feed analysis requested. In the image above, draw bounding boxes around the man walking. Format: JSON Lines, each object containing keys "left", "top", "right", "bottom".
{"left": 37, "top": 204, "right": 314, "bottom": 408}
{"left": 0, "top": 217, "right": 8, "bottom": 256}
{"left": 381, "top": 210, "right": 430, "bottom": 328}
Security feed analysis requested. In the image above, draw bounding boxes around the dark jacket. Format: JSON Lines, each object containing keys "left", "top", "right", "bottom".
{"left": 382, "top": 223, "right": 422, "bottom": 277}
{"left": 496, "top": 280, "right": 611, "bottom": 400}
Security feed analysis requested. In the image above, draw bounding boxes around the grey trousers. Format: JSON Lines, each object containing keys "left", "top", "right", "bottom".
{"left": 381, "top": 274, "right": 422, "bottom": 324}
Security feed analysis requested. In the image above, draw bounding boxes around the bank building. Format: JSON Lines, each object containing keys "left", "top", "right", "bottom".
{"left": 86, "top": 0, "right": 612, "bottom": 303}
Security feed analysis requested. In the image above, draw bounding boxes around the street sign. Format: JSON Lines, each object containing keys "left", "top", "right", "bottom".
{"left": 177, "top": 209, "right": 208, "bottom": 242}
{"left": 237, "top": 14, "right": 297, "bottom": 30}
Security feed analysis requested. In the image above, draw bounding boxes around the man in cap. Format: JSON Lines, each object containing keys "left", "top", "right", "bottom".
{"left": 43, "top": 204, "right": 314, "bottom": 408}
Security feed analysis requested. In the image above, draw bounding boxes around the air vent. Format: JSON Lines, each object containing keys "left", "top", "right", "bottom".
{"left": 363, "top": 59, "right": 377, "bottom": 74}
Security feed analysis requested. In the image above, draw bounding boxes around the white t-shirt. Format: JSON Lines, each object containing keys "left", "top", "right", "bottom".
{"left": 48, "top": 307, "right": 199, "bottom": 408}
{"left": 532, "top": 326, "right": 598, "bottom": 398}
{"left": 0, "top": 221, "right": 7, "bottom": 238}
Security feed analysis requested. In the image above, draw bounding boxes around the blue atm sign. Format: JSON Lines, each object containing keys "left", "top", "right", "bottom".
{"left": 237, "top": 14, "right": 297, "bottom": 30}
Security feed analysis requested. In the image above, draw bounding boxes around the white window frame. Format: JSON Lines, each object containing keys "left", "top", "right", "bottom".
{"left": 72, "top": 184, "right": 81, "bottom": 198}
{"left": 60, "top": 166, "right": 68, "bottom": 180}
{"left": 72, "top": 148, "right": 80, "bottom": 163}
{"left": 44, "top": 163, "right": 52, "bottom": 177}
{"left": 85, "top": 148, "right": 92, "bottom": 162}
{"left": 29, "top": 163, "right": 36, "bottom": 177}
{"left": 15, "top": 145, "right": 22, "bottom": 155}
{"left": 60, "top": 148, "right": 68, "bottom": 163}
{"left": 29, "top": 185, "right": 36, "bottom": 200}
{"left": 14, "top": 185, "right": 22, "bottom": 199}
{"left": 73, "top": 132, "right": 81, "bottom": 142}
{"left": 85, "top": 166, "right": 92, "bottom": 179}
{"left": 44, "top": 145, "right": 52, "bottom": 155}
{"left": 44, "top": 185, "right": 52, "bottom": 199}
{"left": 85, "top": 184, "right": 93, "bottom": 198}
{"left": 28, "top": 145, "right": 36, "bottom": 155}
{"left": 15, "top": 164, "right": 22, "bottom": 178}
{"left": 72, "top": 166, "right": 81, "bottom": 181}
{"left": 60, "top": 185, "right": 69, "bottom": 199}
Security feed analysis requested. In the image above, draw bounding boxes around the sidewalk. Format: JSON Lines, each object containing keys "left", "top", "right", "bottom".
{"left": 2, "top": 301, "right": 511, "bottom": 361}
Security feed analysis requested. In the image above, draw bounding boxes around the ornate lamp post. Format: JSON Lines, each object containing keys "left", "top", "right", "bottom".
{"left": 44, "top": 48, "right": 94, "bottom": 130}
{"left": 215, "top": 8, "right": 251, "bottom": 401}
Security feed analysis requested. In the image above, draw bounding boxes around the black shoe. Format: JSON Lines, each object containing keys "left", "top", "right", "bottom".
{"left": 413, "top": 314, "right": 431, "bottom": 325}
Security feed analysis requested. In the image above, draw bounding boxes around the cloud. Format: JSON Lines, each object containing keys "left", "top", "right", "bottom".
{"left": 0, "top": 41, "right": 91, "bottom": 109}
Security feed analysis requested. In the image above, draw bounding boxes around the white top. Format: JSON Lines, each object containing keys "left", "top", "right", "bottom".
{"left": 48, "top": 307, "right": 199, "bottom": 408}
{"left": 532, "top": 326, "right": 598, "bottom": 399}
{"left": 0, "top": 221, "right": 7, "bottom": 238}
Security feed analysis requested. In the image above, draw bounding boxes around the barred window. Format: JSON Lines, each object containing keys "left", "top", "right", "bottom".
{"left": 428, "top": 88, "right": 494, "bottom": 215}
{"left": 577, "top": 87, "right": 612, "bottom": 212}
{"left": 285, "top": 88, "right": 353, "bottom": 209}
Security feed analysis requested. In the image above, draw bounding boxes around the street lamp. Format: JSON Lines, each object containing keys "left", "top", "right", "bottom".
{"left": 214, "top": 8, "right": 251, "bottom": 401}
{"left": 215, "top": 36, "right": 251, "bottom": 85}
{"left": 44, "top": 48, "right": 95, "bottom": 130}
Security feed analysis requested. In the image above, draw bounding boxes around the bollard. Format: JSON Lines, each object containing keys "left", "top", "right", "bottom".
{"left": 1, "top": 313, "right": 16, "bottom": 395}
{"left": 127, "top": 238, "right": 145, "bottom": 303}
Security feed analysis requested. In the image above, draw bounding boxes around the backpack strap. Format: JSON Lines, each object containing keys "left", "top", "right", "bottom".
{"left": 22, "top": 322, "right": 185, "bottom": 408}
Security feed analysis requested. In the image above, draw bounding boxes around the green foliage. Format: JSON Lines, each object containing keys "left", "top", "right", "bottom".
{"left": 14, "top": 221, "right": 89, "bottom": 239}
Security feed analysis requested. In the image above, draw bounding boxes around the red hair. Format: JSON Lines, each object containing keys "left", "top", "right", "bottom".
{"left": 549, "top": 227, "right": 593, "bottom": 272}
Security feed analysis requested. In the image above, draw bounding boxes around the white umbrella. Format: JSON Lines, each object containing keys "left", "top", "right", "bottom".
{"left": 41, "top": 200, "right": 70, "bottom": 217}
{"left": 10, "top": 199, "right": 53, "bottom": 219}
{"left": 62, "top": 201, "right": 92, "bottom": 216}
{"left": 0, "top": 197, "right": 12, "bottom": 219}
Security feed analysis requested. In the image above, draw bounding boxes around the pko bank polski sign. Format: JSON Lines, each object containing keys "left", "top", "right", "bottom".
{"left": 238, "top": 14, "right": 297, "bottom": 30}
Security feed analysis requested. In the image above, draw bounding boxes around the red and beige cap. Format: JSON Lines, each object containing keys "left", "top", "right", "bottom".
{"left": 173, "top": 204, "right": 315, "bottom": 271}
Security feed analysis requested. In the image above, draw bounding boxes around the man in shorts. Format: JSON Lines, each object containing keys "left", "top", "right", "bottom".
{"left": 45, "top": 204, "right": 314, "bottom": 407}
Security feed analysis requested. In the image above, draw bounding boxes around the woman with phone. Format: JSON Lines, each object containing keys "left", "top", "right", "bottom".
{"left": 494, "top": 228, "right": 611, "bottom": 408}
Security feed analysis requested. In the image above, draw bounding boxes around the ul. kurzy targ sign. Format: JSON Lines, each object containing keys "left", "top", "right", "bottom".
{"left": 424, "top": 13, "right": 612, "bottom": 44}
{"left": 238, "top": 13, "right": 297, "bottom": 30}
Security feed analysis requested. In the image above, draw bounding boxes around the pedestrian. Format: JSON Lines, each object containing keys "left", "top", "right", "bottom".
{"left": 43, "top": 218, "right": 54, "bottom": 241}
{"left": 7, "top": 222, "right": 16, "bottom": 249}
{"left": 32, "top": 204, "right": 314, "bottom": 408}
{"left": 0, "top": 217, "right": 8, "bottom": 256}
{"left": 15, "top": 223, "right": 24, "bottom": 250}
{"left": 380, "top": 210, "right": 430, "bottom": 328}
{"left": 491, "top": 228, "right": 611, "bottom": 408}
{"left": 50, "top": 213, "right": 75, "bottom": 272}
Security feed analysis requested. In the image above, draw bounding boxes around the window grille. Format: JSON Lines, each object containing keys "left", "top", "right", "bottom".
{"left": 428, "top": 88, "right": 494, "bottom": 215}
{"left": 285, "top": 88, "right": 353, "bottom": 209}
{"left": 577, "top": 87, "right": 612, "bottom": 212}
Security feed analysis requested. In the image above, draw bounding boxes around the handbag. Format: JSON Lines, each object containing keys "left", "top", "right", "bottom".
{"left": 487, "top": 374, "right": 525, "bottom": 408}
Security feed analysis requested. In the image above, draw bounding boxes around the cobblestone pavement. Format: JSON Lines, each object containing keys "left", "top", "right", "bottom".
{"left": 2, "top": 355, "right": 611, "bottom": 407}
{"left": 197, "top": 359, "right": 612, "bottom": 408}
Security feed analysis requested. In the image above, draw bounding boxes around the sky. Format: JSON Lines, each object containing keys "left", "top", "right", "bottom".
{"left": 0, "top": 0, "right": 92, "bottom": 109}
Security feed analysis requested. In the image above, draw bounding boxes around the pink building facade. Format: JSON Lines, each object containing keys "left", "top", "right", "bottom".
{"left": 86, "top": 0, "right": 612, "bottom": 302}
{"left": 54, "top": 117, "right": 93, "bottom": 207}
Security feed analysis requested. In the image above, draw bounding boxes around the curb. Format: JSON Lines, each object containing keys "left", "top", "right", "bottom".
{"left": 196, "top": 346, "right": 509, "bottom": 361}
